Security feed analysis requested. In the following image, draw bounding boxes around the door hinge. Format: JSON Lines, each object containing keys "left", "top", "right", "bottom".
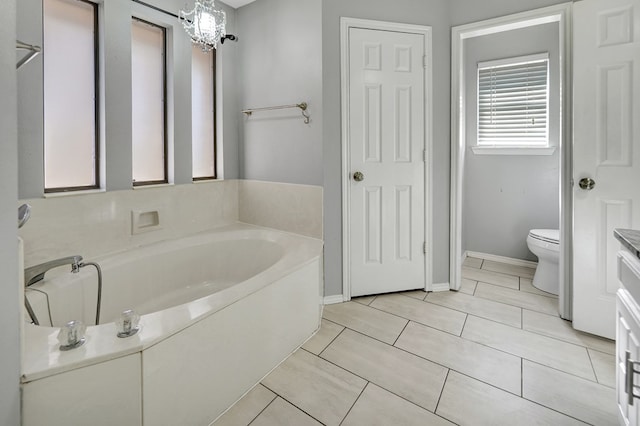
{"left": 423, "top": 55, "right": 428, "bottom": 68}
{"left": 423, "top": 242, "right": 427, "bottom": 254}
{"left": 423, "top": 150, "right": 427, "bottom": 162}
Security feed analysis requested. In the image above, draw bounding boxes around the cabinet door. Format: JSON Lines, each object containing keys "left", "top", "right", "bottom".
{"left": 617, "top": 289, "right": 640, "bottom": 425}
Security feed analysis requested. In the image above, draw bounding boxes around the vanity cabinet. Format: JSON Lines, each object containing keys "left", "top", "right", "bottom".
{"left": 616, "top": 229, "right": 640, "bottom": 426}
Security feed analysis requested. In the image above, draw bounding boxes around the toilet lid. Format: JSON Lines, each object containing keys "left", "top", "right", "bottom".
{"left": 529, "top": 229, "right": 559, "bottom": 244}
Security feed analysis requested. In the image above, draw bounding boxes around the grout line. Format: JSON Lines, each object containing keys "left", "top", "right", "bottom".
{"left": 259, "top": 383, "right": 327, "bottom": 426}
{"left": 317, "top": 326, "right": 347, "bottom": 358}
{"left": 459, "top": 313, "right": 469, "bottom": 337}
{"left": 521, "top": 358, "right": 524, "bottom": 397}
{"left": 392, "top": 320, "right": 410, "bottom": 346}
{"left": 245, "top": 392, "right": 277, "bottom": 426}
{"left": 585, "top": 347, "right": 600, "bottom": 384}
{"left": 433, "top": 368, "right": 450, "bottom": 414}
{"left": 338, "top": 381, "right": 369, "bottom": 425}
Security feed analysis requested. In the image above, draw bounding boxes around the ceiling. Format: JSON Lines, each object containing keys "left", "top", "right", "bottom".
{"left": 222, "top": 0, "right": 257, "bottom": 9}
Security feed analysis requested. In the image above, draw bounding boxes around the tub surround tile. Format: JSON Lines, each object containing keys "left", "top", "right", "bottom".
{"left": 475, "top": 282, "right": 559, "bottom": 316}
{"left": 520, "top": 277, "right": 558, "bottom": 297}
{"left": 321, "top": 329, "right": 448, "bottom": 412}
{"left": 462, "top": 315, "right": 596, "bottom": 381}
{"left": 238, "top": 180, "right": 323, "bottom": 239}
{"left": 523, "top": 360, "right": 617, "bottom": 425}
{"left": 522, "top": 310, "right": 615, "bottom": 355}
{"left": 214, "top": 385, "right": 276, "bottom": 426}
{"left": 463, "top": 256, "right": 483, "bottom": 269}
{"left": 437, "top": 371, "right": 585, "bottom": 426}
{"left": 251, "top": 397, "right": 323, "bottom": 426}
{"left": 370, "top": 293, "right": 467, "bottom": 336}
{"left": 262, "top": 349, "right": 366, "bottom": 426}
{"left": 302, "top": 319, "right": 344, "bottom": 355}
{"left": 462, "top": 267, "right": 519, "bottom": 290}
{"left": 481, "top": 259, "right": 536, "bottom": 279}
{"left": 342, "top": 383, "right": 455, "bottom": 426}
{"left": 395, "top": 321, "right": 521, "bottom": 395}
{"left": 322, "top": 302, "right": 408, "bottom": 344}
{"left": 20, "top": 180, "right": 239, "bottom": 267}
{"left": 459, "top": 278, "right": 478, "bottom": 295}
{"left": 588, "top": 349, "right": 616, "bottom": 388}
{"left": 425, "top": 290, "right": 522, "bottom": 328}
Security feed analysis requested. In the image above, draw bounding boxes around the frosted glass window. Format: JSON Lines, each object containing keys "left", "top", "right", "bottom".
{"left": 44, "top": 0, "right": 98, "bottom": 191}
{"left": 192, "top": 46, "right": 216, "bottom": 179}
{"left": 132, "top": 19, "right": 166, "bottom": 185}
{"left": 477, "top": 53, "right": 549, "bottom": 147}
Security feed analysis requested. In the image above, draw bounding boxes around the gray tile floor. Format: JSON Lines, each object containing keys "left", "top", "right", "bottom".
{"left": 215, "top": 257, "right": 617, "bottom": 425}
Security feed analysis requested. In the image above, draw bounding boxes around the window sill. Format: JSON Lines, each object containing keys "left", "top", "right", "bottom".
{"left": 471, "top": 146, "right": 557, "bottom": 156}
{"left": 44, "top": 188, "right": 106, "bottom": 198}
{"left": 132, "top": 183, "right": 174, "bottom": 190}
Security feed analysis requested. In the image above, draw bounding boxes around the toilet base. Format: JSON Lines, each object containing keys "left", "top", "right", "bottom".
{"left": 532, "top": 261, "right": 559, "bottom": 295}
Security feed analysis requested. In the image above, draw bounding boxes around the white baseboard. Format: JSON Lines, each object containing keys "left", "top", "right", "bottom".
{"left": 323, "top": 295, "right": 345, "bottom": 305}
{"left": 431, "top": 282, "right": 450, "bottom": 292}
{"left": 465, "top": 251, "right": 537, "bottom": 268}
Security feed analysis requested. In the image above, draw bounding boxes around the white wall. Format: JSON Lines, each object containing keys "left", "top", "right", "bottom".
{"left": 462, "top": 23, "right": 560, "bottom": 261}
{"left": 237, "top": 0, "right": 323, "bottom": 185}
{"left": 1, "top": 0, "right": 22, "bottom": 424}
{"left": 17, "top": 0, "right": 241, "bottom": 198}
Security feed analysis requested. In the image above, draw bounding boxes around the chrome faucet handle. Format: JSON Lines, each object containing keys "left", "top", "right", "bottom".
{"left": 58, "top": 320, "right": 86, "bottom": 351}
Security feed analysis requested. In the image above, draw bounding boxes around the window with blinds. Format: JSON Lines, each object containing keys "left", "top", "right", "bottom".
{"left": 477, "top": 53, "right": 549, "bottom": 147}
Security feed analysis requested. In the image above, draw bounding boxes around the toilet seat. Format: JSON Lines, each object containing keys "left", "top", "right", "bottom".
{"left": 529, "top": 229, "right": 559, "bottom": 245}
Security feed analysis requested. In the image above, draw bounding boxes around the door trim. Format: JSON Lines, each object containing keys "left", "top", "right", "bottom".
{"left": 449, "top": 3, "right": 573, "bottom": 318}
{"left": 340, "top": 17, "right": 433, "bottom": 301}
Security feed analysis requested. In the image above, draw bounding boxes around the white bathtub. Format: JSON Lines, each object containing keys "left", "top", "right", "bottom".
{"left": 22, "top": 223, "right": 323, "bottom": 426}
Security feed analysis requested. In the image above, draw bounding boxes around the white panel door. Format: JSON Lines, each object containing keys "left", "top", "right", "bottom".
{"left": 573, "top": 0, "right": 640, "bottom": 338}
{"left": 349, "top": 28, "right": 425, "bottom": 297}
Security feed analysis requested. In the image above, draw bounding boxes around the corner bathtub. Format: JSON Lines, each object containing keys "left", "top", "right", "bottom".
{"left": 22, "top": 224, "right": 323, "bottom": 426}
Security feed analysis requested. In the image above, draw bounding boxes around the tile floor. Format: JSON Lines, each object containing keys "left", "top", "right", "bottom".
{"left": 214, "top": 257, "right": 617, "bottom": 426}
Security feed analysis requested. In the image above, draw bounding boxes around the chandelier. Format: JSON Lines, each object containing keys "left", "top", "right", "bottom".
{"left": 179, "top": 0, "right": 228, "bottom": 51}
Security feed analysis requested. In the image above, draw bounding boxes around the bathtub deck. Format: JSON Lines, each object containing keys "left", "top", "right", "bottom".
{"left": 214, "top": 257, "right": 617, "bottom": 426}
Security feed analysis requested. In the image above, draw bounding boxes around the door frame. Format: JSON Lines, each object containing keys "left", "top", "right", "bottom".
{"left": 449, "top": 3, "right": 573, "bottom": 318}
{"left": 340, "top": 17, "right": 433, "bottom": 301}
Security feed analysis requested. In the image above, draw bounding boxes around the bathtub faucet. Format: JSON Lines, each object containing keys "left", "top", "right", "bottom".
{"left": 24, "top": 255, "right": 83, "bottom": 288}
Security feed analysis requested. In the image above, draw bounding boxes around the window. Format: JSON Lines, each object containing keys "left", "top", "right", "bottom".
{"left": 191, "top": 46, "right": 217, "bottom": 180}
{"left": 131, "top": 18, "right": 167, "bottom": 186}
{"left": 477, "top": 53, "right": 549, "bottom": 149}
{"left": 43, "top": 0, "right": 99, "bottom": 192}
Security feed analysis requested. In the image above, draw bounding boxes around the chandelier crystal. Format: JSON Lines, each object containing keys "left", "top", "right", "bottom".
{"left": 179, "top": 0, "right": 226, "bottom": 52}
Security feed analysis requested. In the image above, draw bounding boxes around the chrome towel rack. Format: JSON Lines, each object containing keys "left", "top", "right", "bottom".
{"left": 242, "top": 102, "right": 310, "bottom": 124}
{"left": 16, "top": 40, "right": 42, "bottom": 70}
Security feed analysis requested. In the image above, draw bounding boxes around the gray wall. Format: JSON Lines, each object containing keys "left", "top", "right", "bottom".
{"left": 462, "top": 23, "right": 561, "bottom": 261}
{"left": 1, "top": 0, "right": 21, "bottom": 423}
{"left": 322, "top": 0, "right": 452, "bottom": 295}
{"left": 451, "top": 0, "right": 571, "bottom": 26}
{"left": 17, "top": 0, "right": 240, "bottom": 198}
{"left": 236, "top": 0, "right": 323, "bottom": 185}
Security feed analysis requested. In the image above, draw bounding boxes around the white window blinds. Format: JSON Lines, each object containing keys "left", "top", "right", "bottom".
{"left": 477, "top": 53, "right": 549, "bottom": 147}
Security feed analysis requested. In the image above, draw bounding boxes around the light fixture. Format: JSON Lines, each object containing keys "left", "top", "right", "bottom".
{"left": 179, "top": 0, "right": 235, "bottom": 51}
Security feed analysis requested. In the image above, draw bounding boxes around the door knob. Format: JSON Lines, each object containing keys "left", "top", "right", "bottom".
{"left": 353, "top": 171, "right": 364, "bottom": 182}
{"left": 578, "top": 177, "right": 596, "bottom": 190}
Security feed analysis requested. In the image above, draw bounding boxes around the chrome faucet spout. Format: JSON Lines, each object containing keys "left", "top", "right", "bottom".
{"left": 24, "top": 255, "right": 83, "bottom": 288}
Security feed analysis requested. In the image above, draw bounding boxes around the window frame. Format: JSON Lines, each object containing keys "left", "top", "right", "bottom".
{"left": 192, "top": 48, "right": 218, "bottom": 182}
{"left": 43, "top": 0, "right": 101, "bottom": 193}
{"left": 131, "top": 16, "right": 169, "bottom": 187}
{"left": 473, "top": 52, "right": 554, "bottom": 155}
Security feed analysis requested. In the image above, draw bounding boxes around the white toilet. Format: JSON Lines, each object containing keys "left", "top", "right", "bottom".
{"left": 526, "top": 229, "right": 560, "bottom": 295}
